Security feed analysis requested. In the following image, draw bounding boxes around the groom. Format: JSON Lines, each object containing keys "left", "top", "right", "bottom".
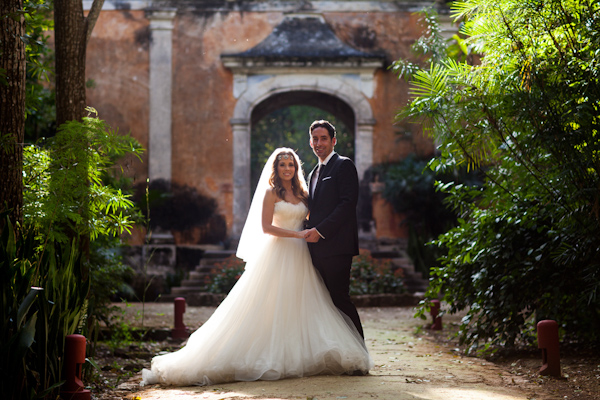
{"left": 304, "top": 120, "right": 365, "bottom": 340}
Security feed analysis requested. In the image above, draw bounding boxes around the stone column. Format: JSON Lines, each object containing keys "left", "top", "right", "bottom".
{"left": 231, "top": 119, "right": 251, "bottom": 238}
{"left": 355, "top": 119, "right": 375, "bottom": 181}
{"left": 148, "top": 9, "right": 176, "bottom": 182}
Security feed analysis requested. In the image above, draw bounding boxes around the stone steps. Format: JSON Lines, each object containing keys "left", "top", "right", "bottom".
{"left": 163, "top": 249, "right": 237, "bottom": 299}
{"left": 369, "top": 241, "right": 429, "bottom": 294}
{"left": 164, "top": 240, "right": 429, "bottom": 302}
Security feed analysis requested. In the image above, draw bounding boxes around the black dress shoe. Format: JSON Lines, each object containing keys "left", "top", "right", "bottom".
{"left": 349, "top": 370, "right": 368, "bottom": 376}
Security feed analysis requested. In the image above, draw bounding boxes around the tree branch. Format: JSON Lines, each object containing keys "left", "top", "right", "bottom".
{"left": 85, "top": 0, "right": 105, "bottom": 44}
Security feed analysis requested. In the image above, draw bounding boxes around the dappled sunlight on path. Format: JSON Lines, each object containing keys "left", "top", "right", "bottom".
{"left": 129, "top": 306, "right": 553, "bottom": 400}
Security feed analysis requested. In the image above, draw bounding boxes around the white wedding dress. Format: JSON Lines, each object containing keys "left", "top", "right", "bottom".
{"left": 141, "top": 201, "right": 373, "bottom": 387}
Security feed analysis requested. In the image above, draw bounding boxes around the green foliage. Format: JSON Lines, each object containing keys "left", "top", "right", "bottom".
{"left": 207, "top": 256, "right": 246, "bottom": 294}
{"left": 87, "top": 235, "right": 135, "bottom": 326}
{"left": 372, "top": 155, "right": 480, "bottom": 277}
{"left": 133, "top": 179, "right": 224, "bottom": 237}
{"left": 23, "top": 0, "right": 55, "bottom": 142}
{"left": 350, "top": 250, "right": 406, "bottom": 295}
{"left": 3, "top": 111, "right": 144, "bottom": 398}
{"left": 0, "top": 215, "right": 89, "bottom": 399}
{"left": 22, "top": 109, "right": 142, "bottom": 347}
{"left": 205, "top": 252, "right": 406, "bottom": 296}
{"left": 399, "top": 1, "right": 600, "bottom": 351}
{"left": 0, "top": 218, "right": 42, "bottom": 399}
{"left": 23, "top": 107, "right": 144, "bottom": 246}
{"left": 251, "top": 106, "right": 354, "bottom": 190}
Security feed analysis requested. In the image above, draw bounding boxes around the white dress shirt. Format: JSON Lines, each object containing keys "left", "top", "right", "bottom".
{"left": 311, "top": 151, "right": 336, "bottom": 239}
{"left": 312, "top": 151, "right": 336, "bottom": 195}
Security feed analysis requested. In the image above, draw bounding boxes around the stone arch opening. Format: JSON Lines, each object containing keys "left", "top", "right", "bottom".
{"left": 230, "top": 76, "right": 375, "bottom": 237}
{"left": 250, "top": 91, "right": 356, "bottom": 190}
{"left": 251, "top": 91, "right": 356, "bottom": 131}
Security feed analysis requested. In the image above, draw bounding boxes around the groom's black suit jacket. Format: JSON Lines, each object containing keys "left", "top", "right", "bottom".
{"left": 306, "top": 153, "right": 359, "bottom": 258}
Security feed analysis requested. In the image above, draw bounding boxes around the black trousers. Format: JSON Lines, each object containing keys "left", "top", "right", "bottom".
{"left": 311, "top": 254, "right": 364, "bottom": 339}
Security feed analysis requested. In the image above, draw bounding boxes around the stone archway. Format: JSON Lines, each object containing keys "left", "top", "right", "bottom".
{"left": 229, "top": 74, "right": 376, "bottom": 237}
{"left": 249, "top": 90, "right": 356, "bottom": 195}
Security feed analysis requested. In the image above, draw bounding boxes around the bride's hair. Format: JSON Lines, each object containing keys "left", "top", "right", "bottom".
{"left": 269, "top": 149, "right": 308, "bottom": 205}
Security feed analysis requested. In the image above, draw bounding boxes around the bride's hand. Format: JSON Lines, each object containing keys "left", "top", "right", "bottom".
{"left": 297, "top": 229, "right": 309, "bottom": 239}
{"left": 304, "top": 228, "right": 321, "bottom": 243}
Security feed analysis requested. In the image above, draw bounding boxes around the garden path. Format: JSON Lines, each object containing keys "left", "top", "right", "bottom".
{"left": 119, "top": 304, "right": 559, "bottom": 400}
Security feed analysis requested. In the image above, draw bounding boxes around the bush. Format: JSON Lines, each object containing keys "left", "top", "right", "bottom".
{"left": 23, "top": 107, "right": 143, "bottom": 245}
{"left": 372, "top": 155, "right": 480, "bottom": 278}
{"left": 206, "top": 256, "right": 245, "bottom": 294}
{"left": 397, "top": 3, "right": 600, "bottom": 350}
{"left": 350, "top": 250, "right": 405, "bottom": 295}
{"left": 133, "top": 179, "right": 227, "bottom": 244}
{"left": 0, "top": 216, "right": 89, "bottom": 399}
{"left": 4, "top": 110, "right": 144, "bottom": 398}
{"left": 205, "top": 252, "right": 406, "bottom": 296}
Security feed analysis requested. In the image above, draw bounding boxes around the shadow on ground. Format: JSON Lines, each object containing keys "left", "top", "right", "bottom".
{"left": 92, "top": 304, "right": 598, "bottom": 400}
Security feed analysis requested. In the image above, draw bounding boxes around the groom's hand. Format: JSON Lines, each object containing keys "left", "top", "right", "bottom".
{"left": 304, "top": 228, "right": 321, "bottom": 243}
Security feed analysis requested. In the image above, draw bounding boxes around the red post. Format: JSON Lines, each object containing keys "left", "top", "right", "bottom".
{"left": 60, "top": 334, "right": 91, "bottom": 400}
{"left": 537, "top": 320, "right": 561, "bottom": 377}
{"left": 172, "top": 297, "right": 189, "bottom": 339}
{"left": 429, "top": 299, "right": 442, "bottom": 330}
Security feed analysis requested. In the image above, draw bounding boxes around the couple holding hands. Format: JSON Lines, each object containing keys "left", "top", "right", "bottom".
{"left": 142, "top": 120, "right": 372, "bottom": 387}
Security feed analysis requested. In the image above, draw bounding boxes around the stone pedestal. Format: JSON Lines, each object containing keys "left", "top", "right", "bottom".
{"left": 142, "top": 231, "right": 176, "bottom": 276}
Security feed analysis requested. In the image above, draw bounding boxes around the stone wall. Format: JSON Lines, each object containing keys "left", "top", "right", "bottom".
{"left": 84, "top": 1, "right": 452, "bottom": 245}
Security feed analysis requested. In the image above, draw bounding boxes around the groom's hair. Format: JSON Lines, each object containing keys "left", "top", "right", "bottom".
{"left": 309, "top": 120, "right": 336, "bottom": 140}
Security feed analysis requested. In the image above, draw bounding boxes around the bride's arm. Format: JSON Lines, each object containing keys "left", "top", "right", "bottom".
{"left": 261, "top": 188, "right": 305, "bottom": 239}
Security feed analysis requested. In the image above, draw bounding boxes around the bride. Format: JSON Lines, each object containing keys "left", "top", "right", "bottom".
{"left": 141, "top": 148, "right": 373, "bottom": 387}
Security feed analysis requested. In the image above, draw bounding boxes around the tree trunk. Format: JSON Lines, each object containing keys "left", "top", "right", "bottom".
{"left": 52, "top": 0, "right": 104, "bottom": 255}
{"left": 53, "top": 0, "right": 104, "bottom": 127}
{"left": 0, "top": 0, "right": 26, "bottom": 229}
{"left": 54, "top": 0, "right": 88, "bottom": 127}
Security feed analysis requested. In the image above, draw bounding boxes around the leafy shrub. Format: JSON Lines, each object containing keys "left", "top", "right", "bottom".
{"left": 88, "top": 235, "right": 135, "bottom": 325}
{"left": 350, "top": 250, "right": 405, "bottom": 295}
{"left": 207, "top": 256, "right": 246, "bottom": 294}
{"left": 372, "top": 155, "right": 480, "bottom": 278}
{"left": 23, "top": 107, "right": 143, "bottom": 245}
{"left": 22, "top": 108, "right": 143, "bottom": 327}
{"left": 0, "top": 216, "right": 89, "bottom": 399}
{"left": 205, "top": 252, "right": 406, "bottom": 295}
{"left": 398, "top": 3, "right": 600, "bottom": 350}
{"left": 133, "top": 179, "right": 227, "bottom": 243}
{"left": 5, "top": 110, "right": 144, "bottom": 398}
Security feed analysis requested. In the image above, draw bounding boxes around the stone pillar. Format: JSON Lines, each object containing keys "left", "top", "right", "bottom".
{"left": 148, "top": 9, "right": 176, "bottom": 182}
{"left": 231, "top": 119, "right": 251, "bottom": 238}
{"left": 355, "top": 119, "right": 375, "bottom": 181}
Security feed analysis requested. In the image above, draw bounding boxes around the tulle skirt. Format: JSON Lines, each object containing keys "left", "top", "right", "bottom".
{"left": 141, "top": 235, "right": 372, "bottom": 387}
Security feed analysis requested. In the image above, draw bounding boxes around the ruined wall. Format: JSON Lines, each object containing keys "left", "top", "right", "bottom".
{"left": 327, "top": 11, "right": 435, "bottom": 164}
{"left": 84, "top": 2, "right": 438, "bottom": 244}
{"left": 170, "top": 11, "right": 282, "bottom": 240}
{"left": 87, "top": 10, "right": 150, "bottom": 186}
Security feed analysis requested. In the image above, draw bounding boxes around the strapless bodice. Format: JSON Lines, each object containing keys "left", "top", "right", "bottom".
{"left": 273, "top": 201, "right": 308, "bottom": 231}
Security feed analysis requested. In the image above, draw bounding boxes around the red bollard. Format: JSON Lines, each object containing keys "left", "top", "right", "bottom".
{"left": 60, "top": 334, "right": 91, "bottom": 400}
{"left": 429, "top": 299, "right": 442, "bottom": 330}
{"left": 172, "top": 297, "right": 189, "bottom": 339}
{"left": 537, "top": 319, "right": 561, "bottom": 377}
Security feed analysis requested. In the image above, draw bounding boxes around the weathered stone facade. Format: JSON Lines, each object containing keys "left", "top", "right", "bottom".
{"left": 84, "top": 0, "right": 455, "bottom": 245}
